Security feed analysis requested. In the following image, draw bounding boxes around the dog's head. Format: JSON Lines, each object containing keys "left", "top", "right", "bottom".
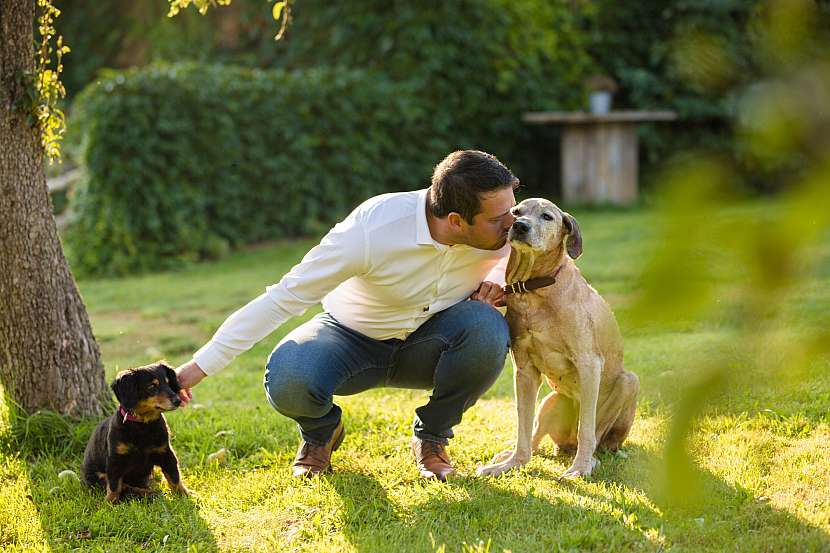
{"left": 111, "top": 361, "right": 182, "bottom": 421}
{"left": 508, "top": 198, "right": 582, "bottom": 259}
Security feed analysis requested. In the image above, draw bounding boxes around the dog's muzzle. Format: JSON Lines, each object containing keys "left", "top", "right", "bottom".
{"left": 512, "top": 220, "right": 530, "bottom": 234}
{"left": 508, "top": 220, "right": 532, "bottom": 243}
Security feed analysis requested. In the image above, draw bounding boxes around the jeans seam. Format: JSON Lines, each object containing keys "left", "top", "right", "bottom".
{"left": 336, "top": 364, "right": 388, "bottom": 393}
{"left": 397, "top": 334, "right": 451, "bottom": 351}
{"left": 321, "top": 312, "right": 395, "bottom": 384}
{"left": 388, "top": 335, "right": 450, "bottom": 384}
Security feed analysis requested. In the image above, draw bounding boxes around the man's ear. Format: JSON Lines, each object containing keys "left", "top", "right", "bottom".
{"left": 562, "top": 212, "right": 583, "bottom": 259}
{"left": 111, "top": 370, "right": 139, "bottom": 410}
{"left": 161, "top": 362, "right": 181, "bottom": 393}
{"left": 447, "top": 212, "right": 465, "bottom": 231}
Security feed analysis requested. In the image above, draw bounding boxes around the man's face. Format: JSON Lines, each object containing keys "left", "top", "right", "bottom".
{"left": 458, "top": 186, "right": 516, "bottom": 250}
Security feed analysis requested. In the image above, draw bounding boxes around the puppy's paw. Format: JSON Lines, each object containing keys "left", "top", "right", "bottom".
{"left": 559, "top": 457, "right": 599, "bottom": 480}
{"left": 476, "top": 454, "right": 528, "bottom": 477}
{"left": 171, "top": 481, "right": 190, "bottom": 496}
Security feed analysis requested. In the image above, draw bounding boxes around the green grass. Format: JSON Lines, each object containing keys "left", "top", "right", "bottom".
{"left": 1, "top": 202, "right": 829, "bottom": 552}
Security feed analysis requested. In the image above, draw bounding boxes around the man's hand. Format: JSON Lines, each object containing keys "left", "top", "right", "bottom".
{"left": 470, "top": 280, "right": 506, "bottom": 308}
{"left": 175, "top": 360, "right": 206, "bottom": 406}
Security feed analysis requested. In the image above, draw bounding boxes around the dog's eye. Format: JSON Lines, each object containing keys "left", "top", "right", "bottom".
{"left": 542, "top": 213, "right": 554, "bottom": 221}
{"left": 147, "top": 384, "right": 157, "bottom": 392}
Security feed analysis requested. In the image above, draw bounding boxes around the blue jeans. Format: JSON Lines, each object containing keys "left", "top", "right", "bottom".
{"left": 264, "top": 300, "right": 509, "bottom": 445}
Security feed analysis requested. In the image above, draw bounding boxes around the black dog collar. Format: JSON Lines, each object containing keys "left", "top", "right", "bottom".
{"left": 503, "top": 264, "right": 565, "bottom": 295}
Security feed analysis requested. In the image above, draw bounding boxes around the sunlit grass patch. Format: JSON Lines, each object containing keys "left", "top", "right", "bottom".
{"left": 1, "top": 203, "right": 828, "bottom": 551}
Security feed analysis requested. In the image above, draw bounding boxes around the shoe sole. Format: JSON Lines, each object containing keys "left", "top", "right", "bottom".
{"left": 419, "top": 468, "right": 455, "bottom": 482}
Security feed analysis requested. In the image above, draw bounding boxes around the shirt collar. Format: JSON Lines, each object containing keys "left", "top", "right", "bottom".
{"left": 416, "top": 188, "right": 476, "bottom": 252}
{"left": 416, "top": 188, "right": 438, "bottom": 247}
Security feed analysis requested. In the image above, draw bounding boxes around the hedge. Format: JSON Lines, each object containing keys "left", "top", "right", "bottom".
{"left": 59, "top": 1, "right": 830, "bottom": 199}
{"left": 581, "top": 0, "right": 830, "bottom": 188}
{"left": 264, "top": 0, "right": 593, "bottom": 183}
{"left": 64, "top": 2, "right": 599, "bottom": 276}
{"left": 67, "top": 63, "right": 445, "bottom": 276}
{"left": 59, "top": 0, "right": 593, "bottom": 190}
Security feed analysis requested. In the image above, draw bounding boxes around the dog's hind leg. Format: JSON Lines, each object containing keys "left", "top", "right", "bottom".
{"left": 598, "top": 371, "right": 639, "bottom": 451}
{"left": 82, "top": 466, "right": 107, "bottom": 488}
{"left": 532, "top": 391, "right": 577, "bottom": 454}
{"left": 105, "top": 476, "right": 123, "bottom": 503}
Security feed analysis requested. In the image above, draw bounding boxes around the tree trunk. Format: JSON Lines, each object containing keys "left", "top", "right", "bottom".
{"left": 0, "top": 0, "right": 108, "bottom": 417}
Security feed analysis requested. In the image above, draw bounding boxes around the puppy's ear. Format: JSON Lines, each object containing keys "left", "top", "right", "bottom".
{"left": 562, "top": 213, "right": 583, "bottom": 259}
{"left": 162, "top": 363, "right": 181, "bottom": 393}
{"left": 111, "top": 370, "right": 139, "bottom": 410}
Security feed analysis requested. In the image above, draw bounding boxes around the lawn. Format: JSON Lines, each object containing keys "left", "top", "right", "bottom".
{"left": 1, "top": 201, "right": 829, "bottom": 552}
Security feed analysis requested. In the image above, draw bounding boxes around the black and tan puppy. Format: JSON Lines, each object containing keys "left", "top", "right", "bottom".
{"left": 82, "top": 361, "right": 189, "bottom": 502}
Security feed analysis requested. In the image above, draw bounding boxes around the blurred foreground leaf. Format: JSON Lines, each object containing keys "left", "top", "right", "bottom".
{"left": 641, "top": 0, "right": 830, "bottom": 507}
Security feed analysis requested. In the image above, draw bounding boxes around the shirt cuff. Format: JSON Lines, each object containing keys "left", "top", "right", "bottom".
{"left": 192, "top": 343, "right": 230, "bottom": 376}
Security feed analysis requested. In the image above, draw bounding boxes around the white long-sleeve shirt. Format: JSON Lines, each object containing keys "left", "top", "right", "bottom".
{"left": 193, "top": 188, "right": 509, "bottom": 375}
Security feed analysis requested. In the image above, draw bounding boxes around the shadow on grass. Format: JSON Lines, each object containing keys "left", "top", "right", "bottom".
{"left": 28, "top": 480, "right": 216, "bottom": 551}
{"left": 327, "top": 443, "right": 830, "bottom": 553}
{"left": 4, "top": 409, "right": 218, "bottom": 552}
{"left": 327, "top": 470, "right": 630, "bottom": 552}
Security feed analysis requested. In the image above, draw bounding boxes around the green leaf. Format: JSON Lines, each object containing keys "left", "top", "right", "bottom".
{"left": 272, "top": 1, "right": 284, "bottom": 21}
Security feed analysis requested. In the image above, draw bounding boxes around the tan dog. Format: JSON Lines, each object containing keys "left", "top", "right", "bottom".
{"left": 477, "top": 198, "right": 638, "bottom": 479}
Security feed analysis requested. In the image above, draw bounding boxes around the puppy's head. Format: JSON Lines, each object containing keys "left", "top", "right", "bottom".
{"left": 508, "top": 198, "right": 582, "bottom": 259}
{"left": 112, "top": 361, "right": 182, "bottom": 421}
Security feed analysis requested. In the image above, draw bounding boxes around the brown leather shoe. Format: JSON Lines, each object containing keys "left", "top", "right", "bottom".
{"left": 291, "top": 421, "right": 345, "bottom": 478}
{"left": 411, "top": 436, "right": 456, "bottom": 482}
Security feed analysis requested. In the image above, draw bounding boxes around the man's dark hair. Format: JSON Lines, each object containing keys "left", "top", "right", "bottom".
{"left": 429, "top": 150, "right": 519, "bottom": 224}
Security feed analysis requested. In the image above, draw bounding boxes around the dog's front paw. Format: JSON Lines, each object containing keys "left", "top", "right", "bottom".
{"left": 559, "top": 457, "right": 599, "bottom": 480}
{"left": 476, "top": 454, "right": 528, "bottom": 477}
{"left": 171, "top": 481, "right": 190, "bottom": 496}
{"left": 489, "top": 448, "right": 514, "bottom": 464}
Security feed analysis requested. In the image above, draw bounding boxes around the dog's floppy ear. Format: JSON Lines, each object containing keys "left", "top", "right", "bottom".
{"left": 161, "top": 362, "right": 181, "bottom": 393}
{"left": 562, "top": 212, "right": 583, "bottom": 259}
{"left": 111, "top": 370, "right": 139, "bottom": 410}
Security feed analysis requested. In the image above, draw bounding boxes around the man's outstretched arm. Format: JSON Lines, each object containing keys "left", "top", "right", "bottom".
{"left": 175, "top": 211, "right": 368, "bottom": 401}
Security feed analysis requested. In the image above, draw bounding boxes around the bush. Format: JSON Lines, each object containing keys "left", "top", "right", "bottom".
{"left": 67, "top": 63, "right": 440, "bottom": 276}
{"left": 60, "top": 1, "right": 594, "bottom": 190}
{"left": 266, "top": 0, "right": 593, "bottom": 190}
{"left": 65, "top": 3, "right": 597, "bottom": 276}
{"left": 578, "top": 0, "right": 830, "bottom": 190}
{"left": 578, "top": 1, "right": 754, "bottom": 173}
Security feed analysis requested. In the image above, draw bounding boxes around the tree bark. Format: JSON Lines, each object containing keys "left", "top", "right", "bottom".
{"left": 0, "top": 0, "right": 108, "bottom": 417}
